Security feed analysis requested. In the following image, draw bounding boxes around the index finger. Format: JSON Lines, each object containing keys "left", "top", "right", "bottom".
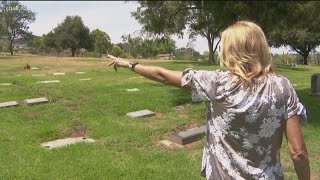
{"left": 107, "top": 54, "right": 117, "bottom": 60}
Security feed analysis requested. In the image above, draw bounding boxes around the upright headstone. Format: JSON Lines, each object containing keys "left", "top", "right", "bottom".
{"left": 126, "top": 109, "right": 156, "bottom": 118}
{"left": 0, "top": 101, "right": 19, "bottom": 108}
{"left": 167, "top": 125, "right": 206, "bottom": 145}
{"left": 311, "top": 73, "right": 320, "bottom": 96}
{"left": 41, "top": 137, "right": 95, "bottom": 149}
{"left": 24, "top": 97, "right": 49, "bottom": 106}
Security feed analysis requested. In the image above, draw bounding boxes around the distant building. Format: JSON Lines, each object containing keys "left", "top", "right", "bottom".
{"left": 157, "top": 54, "right": 174, "bottom": 60}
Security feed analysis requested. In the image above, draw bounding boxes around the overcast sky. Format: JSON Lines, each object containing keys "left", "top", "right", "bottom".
{"left": 21, "top": 1, "right": 291, "bottom": 54}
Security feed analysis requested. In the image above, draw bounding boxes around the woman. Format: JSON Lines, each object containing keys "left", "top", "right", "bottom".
{"left": 107, "top": 21, "right": 310, "bottom": 180}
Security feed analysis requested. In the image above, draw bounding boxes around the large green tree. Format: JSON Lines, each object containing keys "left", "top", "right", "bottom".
{"left": 132, "top": 1, "right": 320, "bottom": 65}
{"left": 121, "top": 33, "right": 175, "bottom": 58}
{"left": 50, "top": 15, "right": 93, "bottom": 57}
{"left": 91, "top": 29, "right": 111, "bottom": 58}
{"left": 0, "top": 1, "right": 36, "bottom": 55}
{"left": 110, "top": 44, "right": 124, "bottom": 57}
{"left": 265, "top": 2, "right": 320, "bottom": 65}
{"left": 131, "top": 1, "right": 235, "bottom": 63}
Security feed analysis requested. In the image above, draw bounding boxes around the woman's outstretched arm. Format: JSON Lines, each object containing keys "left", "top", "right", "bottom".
{"left": 107, "top": 55, "right": 191, "bottom": 91}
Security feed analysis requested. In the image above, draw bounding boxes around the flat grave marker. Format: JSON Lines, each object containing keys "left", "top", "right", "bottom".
{"left": 159, "top": 140, "right": 184, "bottom": 148}
{"left": 0, "top": 101, "right": 19, "bottom": 108}
{"left": 175, "top": 103, "right": 191, "bottom": 110}
{"left": 311, "top": 73, "right": 320, "bottom": 96}
{"left": 32, "top": 74, "right": 46, "bottom": 77}
{"left": 0, "top": 83, "right": 12, "bottom": 86}
{"left": 53, "top": 72, "right": 65, "bottom": 76}
{"left": 129, "top": 76, "right": 144, "bottom": 80}
{"left": 76, "top": 72, "right": 85, "bottom": 74}
{"left": 167, "top": 125, "right": 206, "bottom": 145}
{"left": 79, "top": 78, "right": 92, "bottom": 81}
{"left": 37, "top": 80, "right": 60, "bottom": 84}
{"left": 126, "top": 88, "right": 140, "bottom": 92}
{"left": 41, "top": 137, "right": 95, "bottom": 149}
{"left": 30, "top": 67, "right": 39, "bottom": 70}
{"left": 126, "top": 109, "right": 156, "bottom": 118}
{"left": 24, "top": 97, "right": 49, "bottom": 106}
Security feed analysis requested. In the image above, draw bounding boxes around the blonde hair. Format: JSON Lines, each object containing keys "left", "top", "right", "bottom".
{"left": 220, "top": 21, "right": 275, "bottom": 89}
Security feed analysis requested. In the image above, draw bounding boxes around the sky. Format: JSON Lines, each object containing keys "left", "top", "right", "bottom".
{"left": 21, "top": 1, "right": 292, "bottom": 54}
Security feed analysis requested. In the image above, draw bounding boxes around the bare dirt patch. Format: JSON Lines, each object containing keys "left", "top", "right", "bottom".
{"left": 68, "top": 104, "right": 78, "bottom": 111}
{"left": 143, "top": 120, "right": 163, "bottom": 127}
{"left": 60, "top": 125, "right": 90, "bottom": 138}
{"left": 60, "top": 118, "right": 90, "bottom": 138}
{"left": 26, "top": 112, "right": 37, "bottom": 118}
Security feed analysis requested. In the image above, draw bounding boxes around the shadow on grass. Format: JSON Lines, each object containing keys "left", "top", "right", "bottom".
{"left": 275, "top": 64, "right": 309, "bottom": 72}
{"left": 171, "top": 60, "right": 213, "bottom": 66}
{"left": 296, "top": 88, "right": 320, "bottom": 127}
{"left": 0, "top": 56, "right": 19, "bottom": 60}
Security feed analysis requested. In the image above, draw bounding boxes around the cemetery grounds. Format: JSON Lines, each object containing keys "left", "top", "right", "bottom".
{"left": 0, "top": 55, "right": 319, "bottom": 179}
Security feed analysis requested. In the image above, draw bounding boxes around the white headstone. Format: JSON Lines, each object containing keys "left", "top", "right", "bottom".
{"left": 53, "top": 72, "right": 65, "bottom": 76}
{"left": 37, "top": 80, "right": 60, "bottom": 84}
{"left": 126, "top": 109, "right": 156, "bottom": 118}
{"left": 79, "top": 78, "right": 92, "bottom": 81}
{"left": 0, "top": 101, "right": 19, "bottom": 108}
{"left": 0, "top": 83, "right": 12, "bottom": 86}
{"left": 76, "top": 72, "right": 85, "bottom": 74}
{"left": 24, "top": 97, "right": 49, "bottom": 106}
{"left": 41, "top": 137, "right": 95, "bottom": 149}
{"left": 126, "top": 88, "right": 140, "bottom": 92}
{"left": 31, "top": 67, "right": 39, "bottom": 70}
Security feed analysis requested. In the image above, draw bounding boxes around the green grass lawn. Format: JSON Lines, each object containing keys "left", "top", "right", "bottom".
{"left": 0, "top": 55, "right": 319, "bottom": 179}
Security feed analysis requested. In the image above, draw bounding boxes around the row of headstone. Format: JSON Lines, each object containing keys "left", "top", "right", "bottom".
{"left": 125, "top": 106, "right": 206, "bottom": 146}
{"left": 0, "top": 97, "right": 49, "bottom": 108}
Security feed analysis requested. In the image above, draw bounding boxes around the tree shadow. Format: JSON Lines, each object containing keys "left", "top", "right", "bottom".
{"left": 296, "top": 88, "right": 320, "bottom": 127}
{"left": 171, "top": 61, "right": 213, "bottom": 66}
{"left": 275, "top": 64, "right": 309, "bottom": 72}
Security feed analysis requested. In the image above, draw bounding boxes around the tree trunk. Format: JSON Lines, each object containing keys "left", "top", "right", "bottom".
{"left": 9, "top": 40, "right": 13, "bottom": 55}
{"left": 99, "top": 51, "right": 102, "bottom": 58}
{"left": 302, "top": 53, "right": 308, "bottom": 65}
{"left": 72, "top": 49, "right": 76, "bottom": 57}
{"left": 207, "top": 37, "right": 215, "bottom": 64}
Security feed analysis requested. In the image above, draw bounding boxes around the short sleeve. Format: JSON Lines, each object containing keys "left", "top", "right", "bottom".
{"left": 285, "top": 83, "right": 308, "bottom": 125}
{"left": 181, "top": 68, "right": 222, "bottom": 102}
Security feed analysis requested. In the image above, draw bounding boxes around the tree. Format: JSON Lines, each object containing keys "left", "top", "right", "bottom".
{"left": 91, "top": 29, "right": 111, "bottom": 58}
{"left": 133, "top": 1, "right": 320, "bottom": 65}
{"left": 50, "top": 15, "right": 93, "bottom": 57}
{"left": 110, "top": 44, "right": 124, "bottom": 57}
{"left": 131, "top": 1, "right": 237, "bottom": 63}
{"left": 265, "top": 2, "right": 320, "bottom": 65}
{"left": 0, "top": 1, "right": 36, "bottom": 55}
{"left": 122, "top": 33, "right": 175, "bottom": 58}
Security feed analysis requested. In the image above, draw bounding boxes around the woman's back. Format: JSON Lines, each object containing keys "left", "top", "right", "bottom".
{"left": 182, "top": 69, "right": 307, "bottom": 179}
